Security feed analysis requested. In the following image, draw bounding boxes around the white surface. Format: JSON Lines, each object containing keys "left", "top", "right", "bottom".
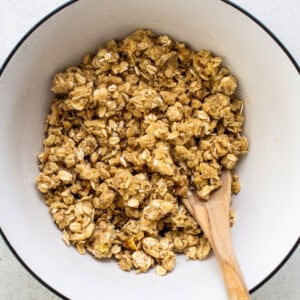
{"left": 0, "top": 0, "right": 299, "bottom": 299}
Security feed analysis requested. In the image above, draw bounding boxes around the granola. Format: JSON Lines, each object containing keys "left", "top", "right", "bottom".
{"left": 37, "top": 29, "right": 248, "bottom": 275}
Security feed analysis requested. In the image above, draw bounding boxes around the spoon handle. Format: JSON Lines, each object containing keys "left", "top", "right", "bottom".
{"left": 183, "top": 196, "right": 250, "bottom": 300}
{"left": 206, "top": 207, "right": 249, "bottom": 300}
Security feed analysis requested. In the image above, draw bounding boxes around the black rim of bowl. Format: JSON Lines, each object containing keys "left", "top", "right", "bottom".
{"left": 0, "top": 1, "right": 299, "bottom": 299}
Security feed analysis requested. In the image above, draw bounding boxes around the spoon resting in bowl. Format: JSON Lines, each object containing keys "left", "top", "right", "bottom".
{"left": 182, "top": 170, "right": 250, "bottom": 300}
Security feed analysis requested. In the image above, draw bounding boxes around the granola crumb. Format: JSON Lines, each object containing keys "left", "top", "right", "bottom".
{"left": 36, "top": 29, "right": 248, "bottom": 275}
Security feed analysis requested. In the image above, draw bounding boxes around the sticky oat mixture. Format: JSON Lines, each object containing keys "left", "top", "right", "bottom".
{"left": 36, "top": 29, "right": 248, "bottom": 275}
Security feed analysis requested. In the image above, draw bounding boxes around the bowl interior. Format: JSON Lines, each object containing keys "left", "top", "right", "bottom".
{"left": 0, "top": 1, "right": 299, "bottom": 299}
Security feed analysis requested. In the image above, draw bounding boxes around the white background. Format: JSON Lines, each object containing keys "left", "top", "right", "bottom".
{"left": 0, "top": 0, "right": 299, "bottom": 299}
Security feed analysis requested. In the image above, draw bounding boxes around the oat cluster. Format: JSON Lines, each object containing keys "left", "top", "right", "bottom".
{"left": 36, "top": 29, "right": 248, "bottom": 275}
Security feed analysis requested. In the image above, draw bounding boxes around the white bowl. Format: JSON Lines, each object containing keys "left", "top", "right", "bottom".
{"left": 0, "top": 1, "right": 299, "bottom": 299}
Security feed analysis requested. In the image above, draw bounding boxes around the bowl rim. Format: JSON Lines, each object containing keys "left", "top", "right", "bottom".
{"left": 0, "top": 0, "right": 299, "bottom": 299}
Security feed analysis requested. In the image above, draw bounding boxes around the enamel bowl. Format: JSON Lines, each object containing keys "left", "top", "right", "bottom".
{"left": 0, "top": 1, "right": 299, "bottom": 299}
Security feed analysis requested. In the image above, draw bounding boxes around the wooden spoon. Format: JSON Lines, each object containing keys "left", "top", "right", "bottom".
{"left": 182, "top": 170, "right": 250, "bottom": 300}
